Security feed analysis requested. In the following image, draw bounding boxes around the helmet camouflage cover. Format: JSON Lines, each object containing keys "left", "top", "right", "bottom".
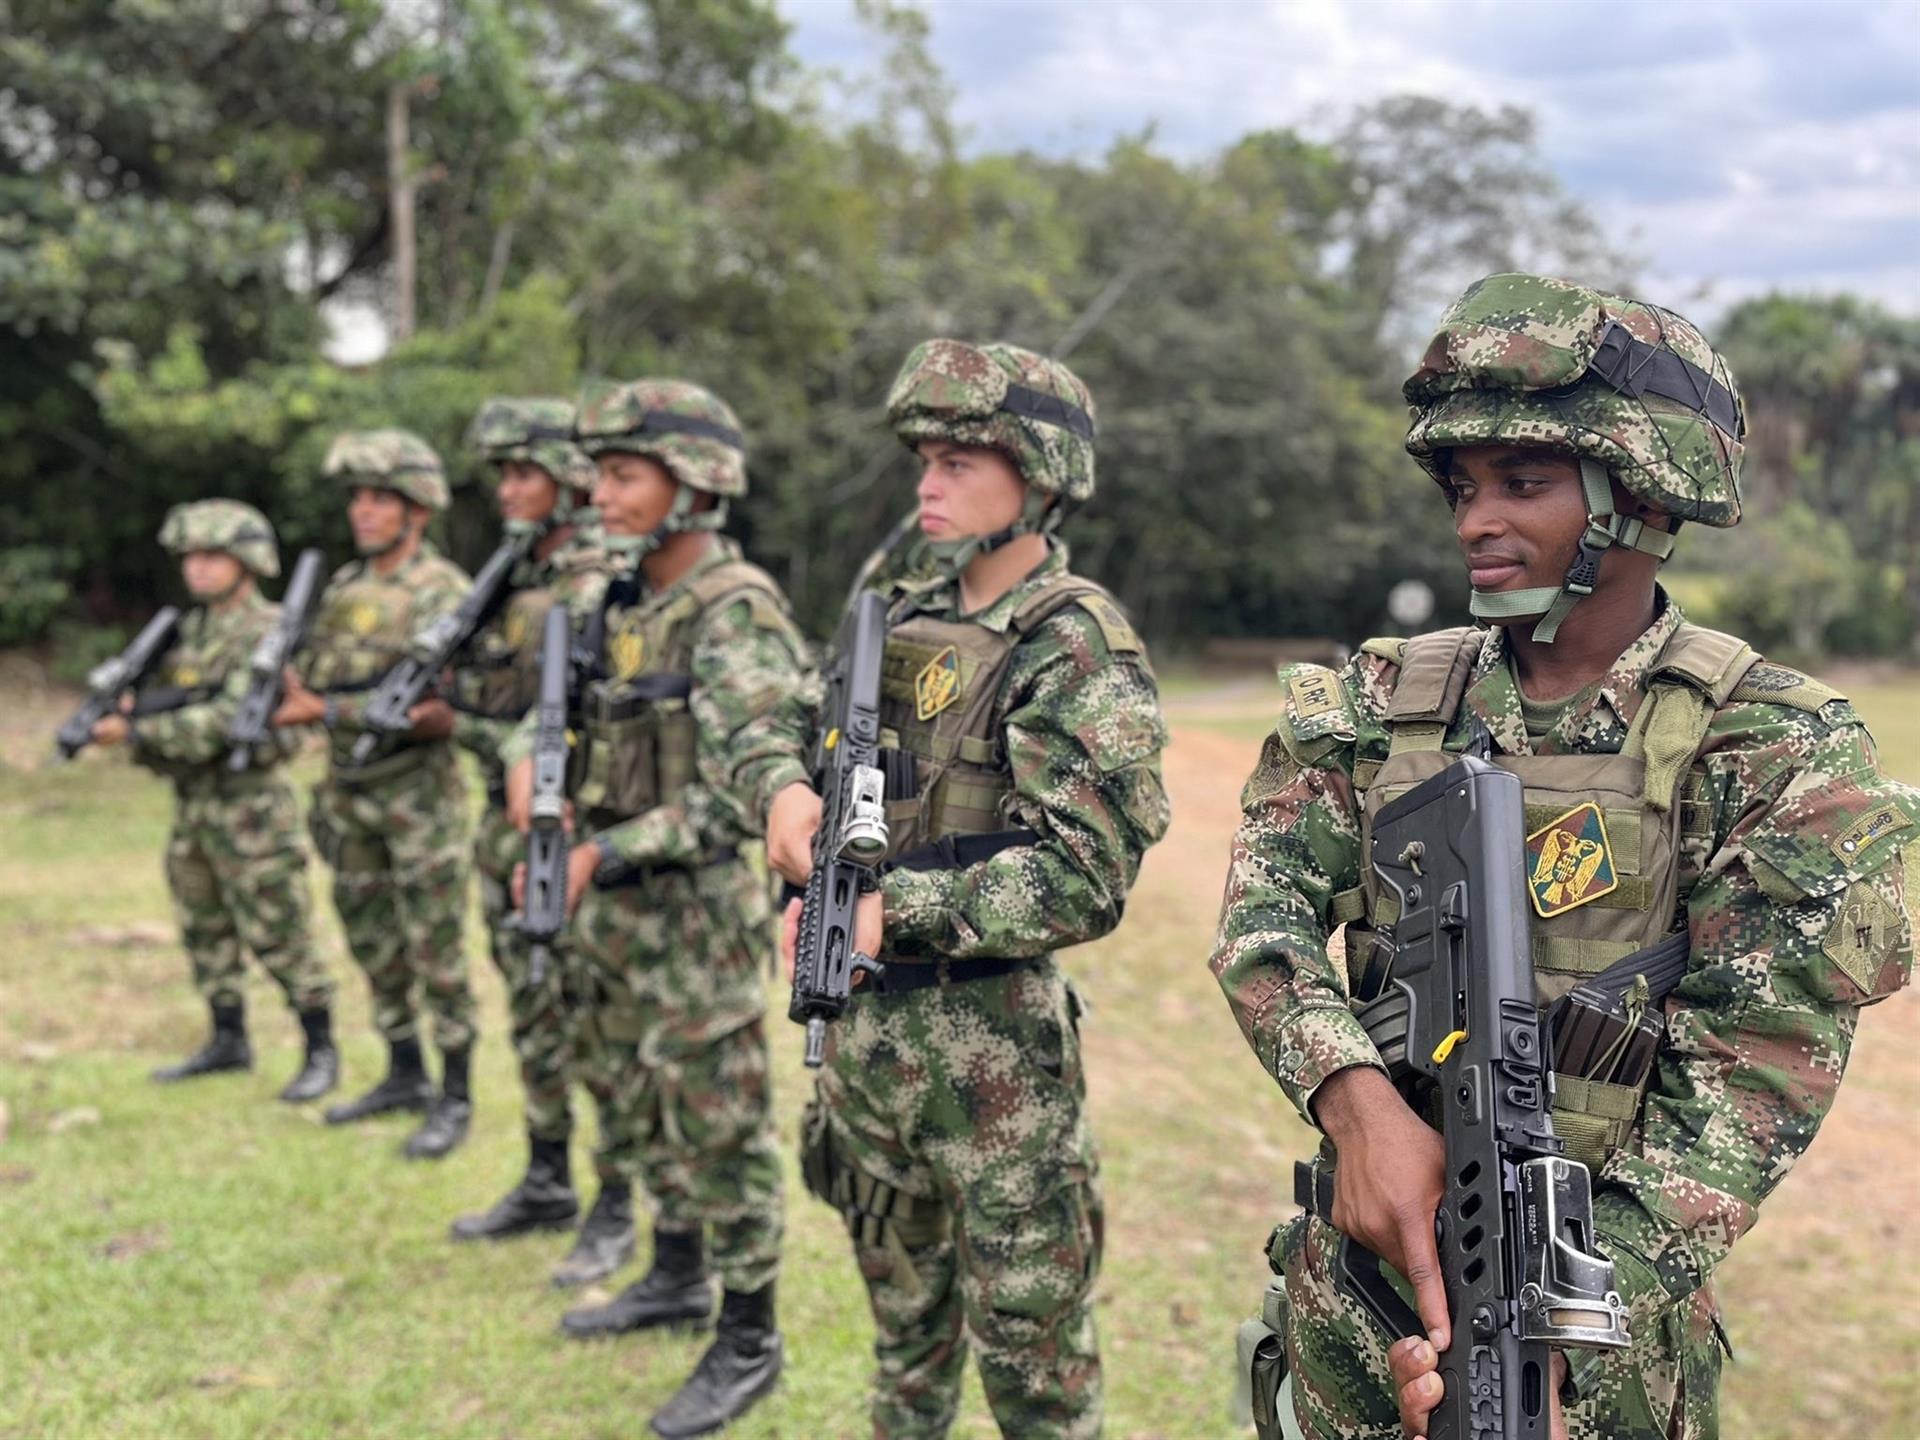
{"left": 887, "top": 339, "right": 1097, "bottom": 502}
{"left": 158, "top": 499, "right": 280, "bottom": 578}
{"left": 465, "top": 397, "right": 596, "bottom": 493}
{"left": 1403, "top": 272, "right": 1744, "bottom": 526}
{"left": 573, "top": 379, "right": 747, "bottom": 497}
{"left": 322, "top": 428, "right": 450, "bottom": 511}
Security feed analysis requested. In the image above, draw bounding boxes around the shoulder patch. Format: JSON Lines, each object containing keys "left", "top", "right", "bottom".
{"left": 1278, "top": 662, "right": 1355, "bottom": 751}
{"left": 1288, "top": 668, "right": 1342, "bottom": 722}
{"left": 1359, "top": 636, "right": 1409, "bottom": 666}
{"left": 1730, "top": 661, "right": 1846, "bottom": 714}
{"left": 1072, "top": 594, "right": 1142, "bottom": 656}
{"left": 1822, "top": 879, "right": 1905, "bottom": 995}
{"left": 1832, "top": 805, "right": 1913, "bottom": 863}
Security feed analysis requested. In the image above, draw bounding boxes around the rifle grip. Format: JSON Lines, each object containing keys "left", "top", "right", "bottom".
{"left": 1294, "top": 1160, "right": 1425, "bottom": 1345}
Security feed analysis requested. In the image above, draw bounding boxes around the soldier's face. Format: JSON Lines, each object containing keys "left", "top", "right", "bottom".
{"left": 180, "top": 550, "right": 247, "bottom": 599}
{"left": 348, "top": 486, "right": 412, "bottom": 555}
{"left": 497, "top": 460, "right": 561, "bottom": 525}
{"left": 593, "top": 452, "right": 678, "bottom": 537}
{"left": 914, "top": 441, "right": 1026, "bottom": 540}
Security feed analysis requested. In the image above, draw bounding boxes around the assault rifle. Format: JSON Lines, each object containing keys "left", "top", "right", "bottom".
{"left": 226, "top": 547, "right": 325, "bottom": 772}
{"left": 54, "top": 608, "right": 181, "bottom": 761}
{"left": 1296, "top": 755, "right": 1629, "bottom": 1439}
{"left": 788, "top": 590, "right": 891, "bottom": 1067}
{"left": 350, "top": 536, "right": 527, "bottom": 764}
{"left": 516, "top": 605, "right": 573, "bottom": 990}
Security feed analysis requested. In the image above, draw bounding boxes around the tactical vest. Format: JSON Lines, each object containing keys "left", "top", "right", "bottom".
{"left": 876, "top": 573, "right": 1140, "bottom": 861}
{"left": 305, "top": 563, "right": 430, "bottom": 694}
{"left": 572, "top": 557, "right": 788, "bottom": 830}
{"left": 130, "top": 611, "right": 243, "bottom": 782}
{"left": 1339, "top": 621, "right": 1763, "bottom": 1169}
{"left": 449, "top": 581, "right": 559, "bottom": 723}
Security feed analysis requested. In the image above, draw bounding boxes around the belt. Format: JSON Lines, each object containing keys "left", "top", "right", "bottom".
{"left": 872, "top": 955, "right": 1035, "bottom": 995}
{"left": 593, "top": 844, "right": 741, "bottom": 889}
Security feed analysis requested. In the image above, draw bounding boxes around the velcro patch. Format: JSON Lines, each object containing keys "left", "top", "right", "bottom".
{"left": 1823, "top": 879, "right": 1903, "bottom": 995}
{"left": 1526, "top": 802, "right": 1620, "bottom": 919}
{"left": 1078, "top": 596, "right": 1142, "bottom": 655}
{"left": 1832, "top": 805, "right": 1912, "bottom": 863}
{"left": 1289, "top": 669, "right": 1342, "bottom": 722}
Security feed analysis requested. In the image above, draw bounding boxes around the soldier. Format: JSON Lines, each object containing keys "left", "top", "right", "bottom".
{"left": 273, "top": 430, "right": 480, "bottom": 1160}
{"left": 763, "top": 340, "right": 1172, "bottom": 1439}
{"left": 445, "top": 398, "right": 638, "bottom": 1288}
{"left": 1212, "top": 274, "right": 1918, "bottom": 1440}
{"left": 500, "top": 379, "right": 803, "bottom": 1438}
{"left": 88, "top": 501, "right": 338, "bottom": 1100}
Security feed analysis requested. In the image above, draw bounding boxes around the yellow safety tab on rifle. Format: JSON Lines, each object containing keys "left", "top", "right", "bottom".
{"left": 1432, "top": 1029, "right": 1468, "bottom": 1065}
{"left": 824, "top": 727, "right": 841, "bottom": 752}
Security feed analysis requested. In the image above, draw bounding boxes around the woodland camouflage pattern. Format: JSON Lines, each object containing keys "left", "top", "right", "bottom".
{"left": 131, "top": 590, "right": 331, "bottom": 1013}
{"left": 1211, "top": 598, "right": 1918, "bottom": 1439}
{"left": 763, "top": 543, "right": 1169, "bottom": 1438}
{"left": 1404, "top": 272, "right": 1744, "bottom": 526}
{"left": 887, "top": 340, "right": 1097, "bottom": 502}
{"left": 573, "top": 378, "right": 748, "bottom": 496}
{"left": 502, "top": 537, "right": 810, "bottom": 1291}
{"left": 322, "top": 428, "right": 450, "bottom": 510}
{"left": 158, "top": 499, "right": 281, "bottom": 578}
{"left": 465, "top": 396, "right": 596, "bottom": 493}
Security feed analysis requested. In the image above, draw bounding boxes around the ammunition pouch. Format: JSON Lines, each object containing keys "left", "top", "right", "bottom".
{"left": 1235, "top": 1277, "right": 1294, "bottom": 1440}
{"left": 800, "top": 1094, "right": 949, "bottom": 1292}
{"left": 575, "top": 674, "right": 698, "bottom": 818}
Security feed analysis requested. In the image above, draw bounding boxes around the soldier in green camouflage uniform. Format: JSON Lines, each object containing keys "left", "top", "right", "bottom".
{"left": 445, "top": 398, "right": 638, "bottom": 1286}
{"left": 89, "top": 501, "right": 338, "bottom": 1101}
{"left": 762, "top": 340, "right": 1171, "bottom": 1440}
{"left": 1214, "top": 274, "right": 1918, "bottom": 1440}
{"left": 499, "top": 379, "right": 803, "bottom": 1439}
{"left": 277, "top": 430, "right": 480, "bottom": 1160}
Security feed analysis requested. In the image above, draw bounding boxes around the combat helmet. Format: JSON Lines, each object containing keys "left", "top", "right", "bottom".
{"left": 573, "top": 379, "right": 746, "bottom": 558}
{"left": 465, "top": 397, "right": 597, "bottom": 540}
{"left": 1404, "top": 272, "right": 1744, "bottom": 642}
{"left": 322, "top": 429, "right": 450, "bottom": 511}
{"left": 159, "top": 499, "right": 280, "bottom": 580}
{"left": 887, "top": 339, "right": 1097, "bottom": 574}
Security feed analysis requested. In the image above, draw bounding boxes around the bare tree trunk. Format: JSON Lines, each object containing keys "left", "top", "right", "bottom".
{"left": 479, "top": 218, "right": 516, "bottom": 315}
{"left": 387, "top": 82, "right": 416, "bottom": 343}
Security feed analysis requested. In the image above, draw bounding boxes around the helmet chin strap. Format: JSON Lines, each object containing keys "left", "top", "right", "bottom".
{"left": 924, "top": 490, "right": 1060, "bottom": 580}
{"left": 1468, "top": 458, "right": 1678, "bottom": 643}
{"left": 602, "top": 489, "right": 727, "bottom": 565}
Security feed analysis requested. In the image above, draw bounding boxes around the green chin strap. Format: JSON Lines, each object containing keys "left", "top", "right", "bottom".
{"left": 497, "top": 461, "right": 586, "bottom": 543}
{"left": 923, "top": 490, "right": 1060, "bottom": 580}
{"left": 1469, "top": 458, "right": 1677, "bottom": 643}
{"left": 602, "top": 487, "right": 727, "bottom": 563}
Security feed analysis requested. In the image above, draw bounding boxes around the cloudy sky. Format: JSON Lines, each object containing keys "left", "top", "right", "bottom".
{"left": 782, "top": 0, "right": 1920, "bottom": 316}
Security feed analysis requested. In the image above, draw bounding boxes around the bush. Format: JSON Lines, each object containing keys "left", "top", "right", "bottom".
{"left": 0, "top": 546, "right": 75, "bottom": 646}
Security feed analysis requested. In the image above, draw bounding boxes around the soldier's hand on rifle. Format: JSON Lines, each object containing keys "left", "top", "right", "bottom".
{"left": 90, "top": 714, "right": 131, "bottom": 747}
{"left": 778, "top": 889, "right": 882, "bottom": 985}
{"left": 566, "top": 845, "right": 600, "bottom": 916}
{"left": 274, "top": 668, "right": 327, "bottom": 728}
{"left": 1391, "top": 1341, "right": 1567, "bottom": 1440}
{"left": 1313, "top": 1066, "right": 1451, "bottom": 1354}
{"left": 506, "top": 757, "right": 535, "bottom": 831}
{"left": 766, "top": 780, "right": 823, "bottom": 885}
{"left": 406, "top": 697, "right": 455, "bottom": 741}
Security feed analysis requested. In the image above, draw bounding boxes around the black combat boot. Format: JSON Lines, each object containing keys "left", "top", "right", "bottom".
{"left": 560, "top": 1226, "right": 713, "bottom": 1338}
{"left": 404, "top": 1044, "right": 472, "bottom": 1159}
{"left": 450, "top": 1134, "right": 578, "bottom": 1240}
{"left": 278, "top": 1007, "right": 340, "bottom": 1104}
{"left": 152, "top": 1001, "right": 252, "bottom": 1082}
{"left": 648, "top": 1282, "right": 784, "bottom": 1438}
{"left": 323, "top": 1037, "right": 433, "bottom": 1124}
{"left": 549, "top": 1178, "right": 636, "bottom": 1287}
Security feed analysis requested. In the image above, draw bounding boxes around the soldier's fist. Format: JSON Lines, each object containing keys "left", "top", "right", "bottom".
{"left": 767, "top": 781, "right": 823, "bottom": 886}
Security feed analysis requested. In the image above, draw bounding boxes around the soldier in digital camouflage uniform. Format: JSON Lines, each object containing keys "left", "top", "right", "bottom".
{"left": 500, "top": 379, "right": 802, "bottom": 1439}
{"left": 276, "top": 430, "right": 480, "bottom": 1160}
{"left": 1213, "top": 274, "right": 1919, "bottom": 1440}
{"left": 444, "top": 398, "right": 638, "bottom": 1287}
{"left": 762, "top": 340, "right": 1172, "bottom": 1440}
{"left": 88, "top": 501, "right": 339, "bottom": 1101}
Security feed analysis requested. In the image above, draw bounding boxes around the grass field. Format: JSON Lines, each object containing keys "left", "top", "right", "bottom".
{"left": 2, "top": 665, "right": 1917, "bottom": 1439}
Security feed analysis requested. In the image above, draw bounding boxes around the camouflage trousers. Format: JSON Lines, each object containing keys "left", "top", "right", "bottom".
{"left": 309, "top": 749, "right": 475, "bottom": 1052}
{"left": 1268, "top": 1212, "right": 1724, "bottom": 1439}
{"left": 164, "top": 774, "right": 331, "bottom": 1013}
{"left": 569, "top": 869, "right": 783, "bottom": 1292}
{"left": 814, "top": 959, "right": 1103, "bottom": 1440}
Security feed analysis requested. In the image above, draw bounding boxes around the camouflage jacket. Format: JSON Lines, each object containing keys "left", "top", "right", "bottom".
{"left": 502, "top": 538, "right": 811, "bottom": 866}
{"left": 449, "top": 523, "right": 610, "bottom": 784}
{"left": 1210, "top": 596, "right": 1918, "bottom": 1344}
{"left": 129, "top": 592, "right": 287, "bottom": 776}
{"left": 756, "top": 543, "right": 1171, "bottom": 963}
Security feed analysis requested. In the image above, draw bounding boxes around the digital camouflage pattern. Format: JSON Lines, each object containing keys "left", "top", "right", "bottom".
{"left": 1404, "top": 273, "right": 1744, "bottom": 526}
{"left": 465, "top": 397, "right": 596, "bottom": 493}
{"left": 130, "top": 591, "right": 331, "bottom": 1013}
{"left": 501, "top": 537, "right": 811, "bottom": 1291}
{"left": 573, "top": 378, "right": 748, "bottom": 496}
{"left": 760, "top": 542, "right": 1169, "bottom": 1438}
{"left": 158, "top": 499, "right": 280, "bottom": 578}
{"left": 454, "top": 527, "right": 611, "bottom": 1147}
{"left": 1211, "top": 598, "right": 1918, "bottom": 1440}
{"left": 322, "top": 428, "right": 450, "bottom": 511}
{"left": 887, "top": 340, "right": 1097, "bottom": 502}
{"left": 302, "top": 545, "right": 476, "bottom": 1053}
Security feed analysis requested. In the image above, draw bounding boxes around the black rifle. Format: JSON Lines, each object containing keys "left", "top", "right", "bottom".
{"left": 349, "top": 536, "right": 526, "bottom": 764}
{"left": 54, "top": 608, "right": 181, "bottom": 761}
{"left": 515, "top": 605, "right": 573, "bottom": 989}
{"left": 788, "top": 590, "right": 891, "bottom": 1067}
{"left": 1296, "top": 755, "right": 1629, "bottom": 1439}
{"left": 226, "top": 547, "right": 326, "bottom": 772}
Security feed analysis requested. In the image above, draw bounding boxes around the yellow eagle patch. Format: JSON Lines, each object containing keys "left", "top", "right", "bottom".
{"left": 915, "top": 644, "right": 962, "bottom": 721}
{"left": 1526, "top": 802, "right": 1619, "bottom": 919}
{"left": 609, "top": 625, "right": 647, "bottom": 681}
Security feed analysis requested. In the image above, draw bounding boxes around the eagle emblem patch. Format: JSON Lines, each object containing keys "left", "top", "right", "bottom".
{"left": 1526, "top": 802, "right": 1619, "bottom": 918}
{"left": 915, "top": 645, "right": 962, "bottom": 721}
{"left": 346, "top": 599, "right": 385, "bottom": 637}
